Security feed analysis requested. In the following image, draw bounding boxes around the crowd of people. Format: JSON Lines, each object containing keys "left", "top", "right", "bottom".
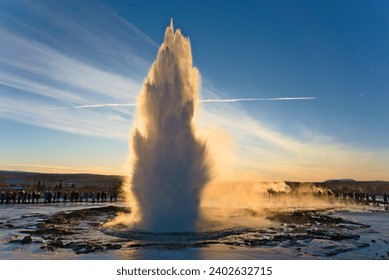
{"left": 335, "top": 191, "right": 389, "bottom": 206}
{"left": 1, "top": 187, "right": 388, "bottom": 208}
{"left": 0, "top": 189, "right": 119, "bottom": 205}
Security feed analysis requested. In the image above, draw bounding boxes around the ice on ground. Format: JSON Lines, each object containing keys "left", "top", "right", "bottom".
{"left": 1, "top": 202, "right": 388, "bottom": 259}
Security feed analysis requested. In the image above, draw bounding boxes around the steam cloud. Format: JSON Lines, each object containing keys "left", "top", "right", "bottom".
{"left": 107, "top": 22, "right": 341, "bottom": 233}
{"left": 123, "top": 21, "right": 210, "bottom": 232}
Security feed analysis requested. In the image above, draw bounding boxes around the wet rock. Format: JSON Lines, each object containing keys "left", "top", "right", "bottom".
{"left": 50, "top": 238, "right": 65, "bottom": 248}
{"left": 22, "top": 235, "right": 32, "bottom": 244}
{"left": 34, "top": 227, "right": 74, "bottom": 236}
{"left": 66, "top": 242, "right": 93, "bottom": 254}
{"left": 268, "top": 210, "right": 367, "bottom": 228}
{"left": 325, "top": 246, "right": 354, "bottom": 256}
{"left": 127, "top": 243, "right": 144, "bottom": 248}
{"left": 104, "top": 243, "right": 122, "bottom": 250}
{"left": 8, "top": 239, "right": 20, "bottom": 244}
{"left": 307, "top": 229, "right": 327, "bottom": 237}
{"left": 19, "top": 229, "right": 34, "bottom": 234}
{"left": 76, "top": 248, "right": 93, "bottom": 254}
{"left": 9, "top": 234, "right": 31, "bottom": 244}
{"left": 65, "top": 242, "right": 104, "bottom": 254}
{"left": 330, "top": 233, "right": 359, "bottom": 241}
{"left": 193, "top": 242, "right": 214, "bottom": 248}
{"left": 356, "top": 243, "right": 369, "bottom": 249}
{"left": 46, "top": 245, "right": 55, "bottom": 251}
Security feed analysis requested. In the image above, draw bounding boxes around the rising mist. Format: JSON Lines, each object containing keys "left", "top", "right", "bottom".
{"left": 108, "top": 22, "right": 344, "bottom": 233}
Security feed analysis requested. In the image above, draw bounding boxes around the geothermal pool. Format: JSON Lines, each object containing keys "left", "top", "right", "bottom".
{"left": 1, "top": 201, "right": 388, "bottom": 260}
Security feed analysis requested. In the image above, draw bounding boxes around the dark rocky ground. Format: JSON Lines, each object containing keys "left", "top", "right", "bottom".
{"left": 2, "top": 203, "right": 387, "bottom": 259}
{"left": 1, "top": 171, "right": 389, "bottom": 259}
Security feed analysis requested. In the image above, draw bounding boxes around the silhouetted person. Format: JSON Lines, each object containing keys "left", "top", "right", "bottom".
{"left": 371, "top": 193, "right": 376, "bottom": 204}
{"left": 12, "top": 192, "right": 17, "bottom": 204}
{"left": 17, "top": 191, "right": 22, "bottom": 204}
{"left": 0, "top": 191, "right": 5, "bottom": 204}
{"left": 44, "top": 191, "right": 48, "bottom": 203}
{"left": 23, "top": 191, "right": 27, "bottom": 203}
{"left": 6, "top": 191, "right": 11, "bottom": 204}
{"left": 35, "top": 192, "right": 41, "bottom": 203}
{"left": 84, "top": 192, "right": 89, "bottom": 202}
{"left": 383, "top": 193, "right": 388, "bottom": 206}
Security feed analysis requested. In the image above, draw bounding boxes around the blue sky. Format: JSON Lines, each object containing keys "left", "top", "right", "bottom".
{"left": 1, "top": 0, "right": 388, "bottom": 180}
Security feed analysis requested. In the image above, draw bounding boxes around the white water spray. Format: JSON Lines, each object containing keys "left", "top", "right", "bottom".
{"left": 123, "top": 21, "right": 210, "bottom": 232}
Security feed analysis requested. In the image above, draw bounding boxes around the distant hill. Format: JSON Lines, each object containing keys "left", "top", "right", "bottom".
{"left": 0, "top": 170, "right": 123, "bottom": 189}
{"left": 324, "top": 179, "right": 356, "bottom": 183}
{"left": 315, "top": 180, "right": 389, "bottom": 194}
{"left": 2, "top": 171, "right": 389, "bottom": 194}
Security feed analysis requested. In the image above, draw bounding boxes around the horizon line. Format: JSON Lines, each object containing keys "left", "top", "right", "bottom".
{"left": 1, "top": 169, "right": 388, "bottom": 183}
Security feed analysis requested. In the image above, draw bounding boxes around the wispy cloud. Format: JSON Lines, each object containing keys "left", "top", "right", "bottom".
{"left": 0, "top": 0, "right": 155, "bottom": 139}
{"left": 0, "top": 30, "right": 138, "bottom": 139}
{"left": 53, "top": 103, "right": 138, "bottom": 110}
{"left": 1, "top": 0, "right": 157, "bottom": 72}
{"left": 0, "top": 30, "right": 142, "bottom": 101}
{"left": 1, "top": 1, "right": 388, "bottom": 180}
{"left": 0, "top": 92, "right": 130, "bottom": 139}
{"left": 197, "top": 88, "right": 389, "bottom": 181}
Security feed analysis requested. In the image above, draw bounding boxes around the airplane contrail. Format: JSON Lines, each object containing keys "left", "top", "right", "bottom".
{"left": 54, "top": 97, "right": 316, "bottom": 110}
{"left": 199, "top": 97, "right": 316, "bottom": 103}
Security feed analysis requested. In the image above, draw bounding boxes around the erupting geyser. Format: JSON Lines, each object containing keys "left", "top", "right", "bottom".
{"left": 125, "top": 21, "right": 210, "bottom": 232}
